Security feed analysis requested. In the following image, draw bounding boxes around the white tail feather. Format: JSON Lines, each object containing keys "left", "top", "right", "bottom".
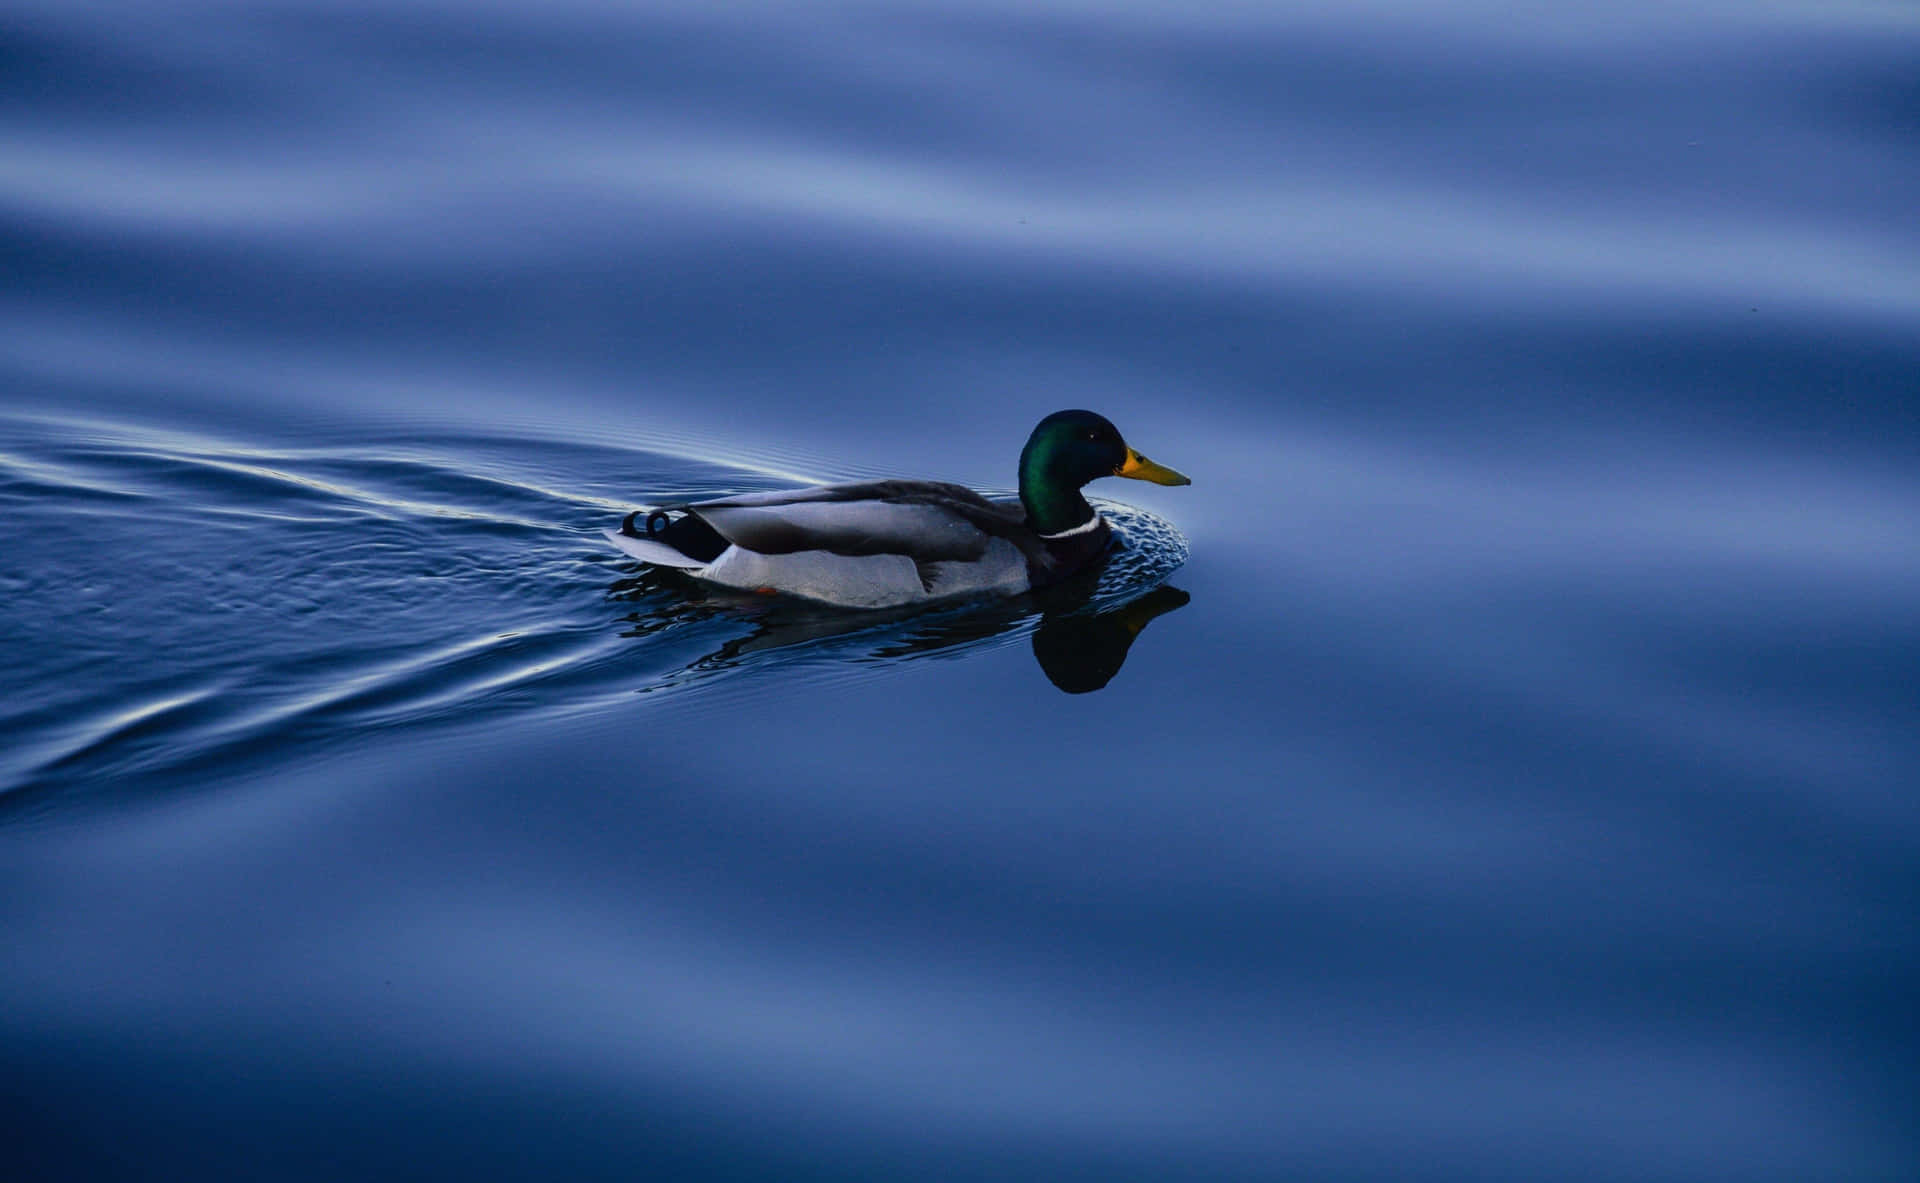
{"left": 602, "top": 528, "right": 711, "bottom": 570}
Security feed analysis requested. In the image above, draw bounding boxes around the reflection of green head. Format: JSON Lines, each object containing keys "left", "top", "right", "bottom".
{"left": 1018, "top": 410, "right": 1191, "bottom": 536}
{"left": 1031, "top": 585, "right": 1192, "bottom": 693}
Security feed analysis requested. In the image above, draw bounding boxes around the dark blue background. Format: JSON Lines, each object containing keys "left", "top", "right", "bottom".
{"left": 3, "top": 1, "right": 1916, "bottom": 1179}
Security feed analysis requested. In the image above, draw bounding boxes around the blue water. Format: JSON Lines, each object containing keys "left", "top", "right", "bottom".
{"left": 4, "top": 1, "right": 1917, "bottom": 1178}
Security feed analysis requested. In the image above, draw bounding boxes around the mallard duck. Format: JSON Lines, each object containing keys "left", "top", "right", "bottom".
{"left": 604, "top": 409, "right": 1190, "bottom": 609}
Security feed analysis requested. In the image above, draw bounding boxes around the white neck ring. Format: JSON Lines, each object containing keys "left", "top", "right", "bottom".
{"left": 1038, "top": 513, "right": 1104, "bottom": 541}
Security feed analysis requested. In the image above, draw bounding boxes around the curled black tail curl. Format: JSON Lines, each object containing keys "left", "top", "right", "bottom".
{"left": 622, "top": 508, "right": 728, "bottom": 563}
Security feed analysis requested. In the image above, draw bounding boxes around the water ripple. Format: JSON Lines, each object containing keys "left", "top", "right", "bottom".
{"left": 0, "top": 412, "right": 1187, "bottom": 810}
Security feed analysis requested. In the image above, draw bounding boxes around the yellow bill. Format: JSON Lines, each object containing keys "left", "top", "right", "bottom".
{"left": 1116, "top": 447, "right": 1191, "bottom": 486}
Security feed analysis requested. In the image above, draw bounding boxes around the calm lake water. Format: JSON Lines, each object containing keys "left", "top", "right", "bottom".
{"left": 3, "top": 1, "right": 1917, "bottom": 1179}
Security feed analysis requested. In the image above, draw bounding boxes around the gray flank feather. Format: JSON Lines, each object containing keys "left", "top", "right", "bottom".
{"left": 687, "top": 481, "right": 1025, "bottom": 562}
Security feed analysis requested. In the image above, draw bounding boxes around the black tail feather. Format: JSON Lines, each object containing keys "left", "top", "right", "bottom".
{"left": 624, "top": 508, "right": 728, "bottom": 563}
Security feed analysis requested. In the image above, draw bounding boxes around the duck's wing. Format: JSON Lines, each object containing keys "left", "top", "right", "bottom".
{"left": 681, "top": 481, "right": 1029, "bottom": 563}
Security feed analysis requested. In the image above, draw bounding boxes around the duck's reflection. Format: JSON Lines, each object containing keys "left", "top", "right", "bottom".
{"left": 1029, "top": 584, "right": 1189, "bottom": 693}
{"left": 610, "top": 561, "right": 1188, "bottom": 694}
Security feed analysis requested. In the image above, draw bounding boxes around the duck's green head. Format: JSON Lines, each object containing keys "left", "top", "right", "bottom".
{"left": 1018, "top": 409, "right": 1190, "bottom": 536}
